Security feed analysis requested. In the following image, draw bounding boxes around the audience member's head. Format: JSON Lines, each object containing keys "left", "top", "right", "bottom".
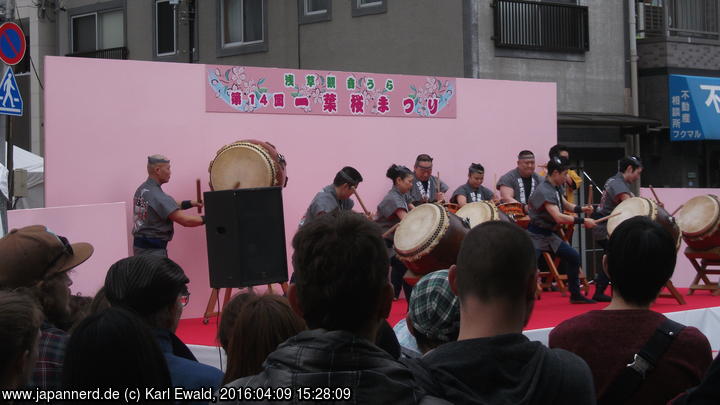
{"left": 451, "top": 221, "right": 537, "bottom": 329}
{"left": 605, "top": 216, "right": 676, "bottom": 307}
{"left": 224, "top": 295, "right": 305, "bottom": 383}
{"left": 104, "top": 255, "right": 189, "bottom": 331}
{"left": 88, "top": 286, "right": 110, "bottom": 316}
{"left": 0, "top": 291, "right": 43, "bottom": 389}
{"left": 217, "top": 292, "right": 255, "bottom": 352}
{"left": 58, "top": 294, "right": 93, "bottom": 332}
{"left": 62, "top": 307, "right": 172, "bottom": 395}
{"left": 0, "top": 225, "right": 94, "bottom": 327}
{"left": 290, "top": 211, "right": 392, "bottom": 340}
{"left": 407, "top": 270, "right": 460, "bottom": 353}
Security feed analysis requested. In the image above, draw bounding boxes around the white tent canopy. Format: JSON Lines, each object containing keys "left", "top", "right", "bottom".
{"left": 1, "top": 143, "right": 44, "bottom": 208}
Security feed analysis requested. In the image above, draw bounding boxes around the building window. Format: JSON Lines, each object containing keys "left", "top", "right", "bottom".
{"left": 156, "top": 0, "right": 176, "bottom": 56}
{"left": 217, "top": 0, "right": 267, "bottom": 56}
{"left": 352, "top": 0, "right": 386, "bottom": 17}
{"left": 298, "top": 0, "right": 331, "bottom": 24}
{"left": 70, "top": 9, "right": 124, "bottom": 53}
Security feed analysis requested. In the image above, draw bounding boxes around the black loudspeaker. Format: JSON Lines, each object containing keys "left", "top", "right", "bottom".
{"left": 204, "top": 187, "right": 288, "bottom": 288}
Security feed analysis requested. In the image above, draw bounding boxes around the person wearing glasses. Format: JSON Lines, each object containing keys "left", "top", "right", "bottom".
{"left": 409, "top": 154, "right": 449, "bottom": 206}
{"left": 298, "top": 166, "right": 364, "bottom": 227}
{"left": 497, "top": 150, "right": 544, "bottom": 209}
{"left": 104, "top": 255, "right": 223, "bottom": 391}
{"left": 132, "top": 155, "right": 205, "bottom": 257}
{"left": 591, "top": 155, "right": 644, "bottom": 302}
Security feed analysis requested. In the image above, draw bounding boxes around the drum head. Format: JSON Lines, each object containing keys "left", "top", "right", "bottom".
{"left": 210, "top": 143, "right": 274, "bottom": 190}
{"left": 456, "top": 202, "right": 496, "bottom": 229}
{"left": 394, "top": 204, "right": 446, "bottom": 255}
{"left": 607, "top": 197, "right": 654, "bottom": 236}
{"left": 677, "top": 195, "right": 720, "bottom": 237}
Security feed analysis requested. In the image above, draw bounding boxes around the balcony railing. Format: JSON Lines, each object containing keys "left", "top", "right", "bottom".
{"left": 493, "top": 0, "right": 589, "bottom": 53}
{"left": 640, "top": 0, "right": 719, "bottom": 40}
{"left": 66, "top": 46, "right": 129, "bottom": 60}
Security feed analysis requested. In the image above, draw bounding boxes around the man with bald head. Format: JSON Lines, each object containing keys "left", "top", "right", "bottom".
{"left": 132, "top": 155, "right": 204, "bottom": 257}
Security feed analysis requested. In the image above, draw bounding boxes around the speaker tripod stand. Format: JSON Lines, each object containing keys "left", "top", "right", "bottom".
{"left": 202, "top": 282, "right": 289, "bottom": 324}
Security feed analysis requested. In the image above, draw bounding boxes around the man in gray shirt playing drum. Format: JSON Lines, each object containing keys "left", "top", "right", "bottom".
{"left": 497, "top": 150, "right": 543, "bottom": 208}
{"left": 132, "top": 155, "right": 205, "bottom": 257}
{"left": 410, "top": 154, "right": 449, "bottom": 206}
{"left": 299, "top": 166, "right": 364, "bottom": 227}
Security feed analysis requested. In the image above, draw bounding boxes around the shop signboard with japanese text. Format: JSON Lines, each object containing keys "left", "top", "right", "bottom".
{"left": 668, "top": 74, "right": 720, "bottom": 141}
{"left": 206, "top": 65, "right": 456, "bottom": 118}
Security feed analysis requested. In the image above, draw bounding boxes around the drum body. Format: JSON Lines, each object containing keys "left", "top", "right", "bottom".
{"left": 456, "top": 201, "right": 510, "bottom": 228}
{"left": 394, "top": 203, "right": 469, "bottom": 275}
{"left": 497, "top": 202, "right": 530, "bottom": 229}
{"left": 607, "top": 197, "right": 680, "bottom": 249}
{"left": 676, "top": 194, "right": 720, "bottom": 251}
{"left": 208, "top": 140, "right": 287, "bottom": 190}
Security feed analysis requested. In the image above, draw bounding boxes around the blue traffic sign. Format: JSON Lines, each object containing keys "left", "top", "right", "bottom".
{"left": 0, "top": 22, "right": 25, "bottom": 66}
{"left": 0, "top": 68, "right": 22, "bottom": 116}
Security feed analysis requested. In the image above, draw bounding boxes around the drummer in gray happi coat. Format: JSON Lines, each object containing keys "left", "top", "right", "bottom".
{"left": 299, "top": 166, "right": 364, "bottom": 227}
{"left": 450, "top": 163, "right": 498, "bottom": 207}
{"left": 409, "top": 154, "right": 449, "bottom": 206}
{"left": 496, "top": 150, "right": 543, "bottom": 208}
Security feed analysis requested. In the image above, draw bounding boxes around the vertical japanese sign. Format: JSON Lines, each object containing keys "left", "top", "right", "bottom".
{"left": 668, "top": 74, "right": 720, "bottom": 141}
{"left": 206, "top": 66, "right": 457, "bottom": 118}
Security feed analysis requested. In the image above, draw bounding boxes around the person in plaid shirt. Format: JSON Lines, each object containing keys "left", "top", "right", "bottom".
{"left": 0, "top": 225, "right": 94, "bottom": 390}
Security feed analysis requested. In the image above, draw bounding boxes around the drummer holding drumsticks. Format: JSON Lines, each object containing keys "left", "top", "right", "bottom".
{"left": 132, "top": 155, "right": 205, "bottom": 257}
{"left": 591, "top": 155, "right": 644, "bottom": 301}
{"left": 376, "top": 164, "right": 416, "bottom": 301}
{"left": 409, "top": 154, "right": 449, "bottom": 205}
{"left": 528, "top": 157, "right": 597, "bottom": 304}
{"left": 298, "top": 166, "right": 364, "bottom": 227}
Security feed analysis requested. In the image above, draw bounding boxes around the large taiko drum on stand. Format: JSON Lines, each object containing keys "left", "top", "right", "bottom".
{"left": 208, "top": 140, "right": 287, "bottom": 190}
{"left": 394, "top": 203, "right": 469, "bottom": 275}
{"left": 607, "top": 197, "right": 681, "bottom": 249}
{"left": 676, "top": 194, "right": 720, "bottom": 251}
{"left": 456, "top": 201, "right": 509, "bottom": 229}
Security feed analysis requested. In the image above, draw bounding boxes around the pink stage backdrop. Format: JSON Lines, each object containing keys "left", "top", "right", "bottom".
{"left": 7, "top": 203, "right": 129, "bottom": 297}
{"left": 206, "top": 65, "right": 456, "bottom": 118}
{"left": 639, "top": 188, "right": 720, "bottom": 289}
{"left": 44, "top": 57, "right": 556, "bottom": 318}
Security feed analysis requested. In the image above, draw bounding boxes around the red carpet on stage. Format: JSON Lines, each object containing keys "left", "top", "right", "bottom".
{"left": 176, "top": 288, "right": 720, "bottom": 347}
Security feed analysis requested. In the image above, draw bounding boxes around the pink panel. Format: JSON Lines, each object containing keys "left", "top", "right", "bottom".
{"left": 639, "top": 188, "right": 720, "bottom": 289}
{"left": 7, "top": 203, "right": 129, "bottom": 297}
{"left": 44, "top": 57, "right": 557, "bottom": 318}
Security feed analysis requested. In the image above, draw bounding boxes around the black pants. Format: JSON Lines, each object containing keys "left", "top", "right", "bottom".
{"left": 595, "top": 239, "right": 611, "bottom": 288}
{"left": 536, "top": 241, "right": 583, "bottom": 297}
{"left": 390, "top": 256, "right": 413, "bottom": 301}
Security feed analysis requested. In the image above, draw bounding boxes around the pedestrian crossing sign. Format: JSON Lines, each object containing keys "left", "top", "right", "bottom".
{"left": 0, "top": 67, "right": 22, "bottom": 116}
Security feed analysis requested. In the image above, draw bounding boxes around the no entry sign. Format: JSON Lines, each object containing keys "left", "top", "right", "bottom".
{"left": 0, "top": 22, "right": 26, "bottom": 66}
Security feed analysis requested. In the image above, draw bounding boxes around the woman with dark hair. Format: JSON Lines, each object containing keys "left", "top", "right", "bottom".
{"left": 0, "top": 291, "right": 43, "bottom": 389}
{"left": 217, "top": 291, "right": 255, "bottom": 352}
{"left": 62, "top": 307, "right": 172, "bottom": 398}
{"left": 223, "top": 295, "right": 305, "bottom": 383}
{"left": 376, "top": 164, "right": 415, "bottom": 300}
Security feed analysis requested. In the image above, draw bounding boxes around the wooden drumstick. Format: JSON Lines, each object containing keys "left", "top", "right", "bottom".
{"left": 382, "top": 223, "right": 401, "bottom": 239}
{"left": 587, "top": 184, "right": 594, "bottom": 206}
{"left": 196, "top": 178, "right": 202, "bottom": 213}
{"left": 436, "top": 172, "right": 443, "bottom": 202}
{"left": 352, "top": 188, "right": 371, "bottom": 217}
{"left": 671, "top": 204, "right": 684, "bottom": 217}
{"left": 594, "top": 212, "right": 622, "bottom": 224}
{"left": 649, "top": 185, "right": 663, "bottom": 206}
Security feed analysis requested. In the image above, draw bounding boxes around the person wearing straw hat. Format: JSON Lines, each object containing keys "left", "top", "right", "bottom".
{"left": 0, "top": 225, "right": 94, "bottom": 389}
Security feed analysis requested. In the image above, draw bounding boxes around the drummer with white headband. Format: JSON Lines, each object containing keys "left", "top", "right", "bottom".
{"left": 450, "top": 163, "right": 498, "bottom": 207}
{"left": 132, "top": 155, "right": 205, "bottom": 257}
{"left": 497, "top": 150, "right": 543, "bottom": 210}
{"left": 591, "top": 155, "right": 643, "bottom": 301}
{"left": 409, "top": 154, "right": 449, "bottom": 206}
